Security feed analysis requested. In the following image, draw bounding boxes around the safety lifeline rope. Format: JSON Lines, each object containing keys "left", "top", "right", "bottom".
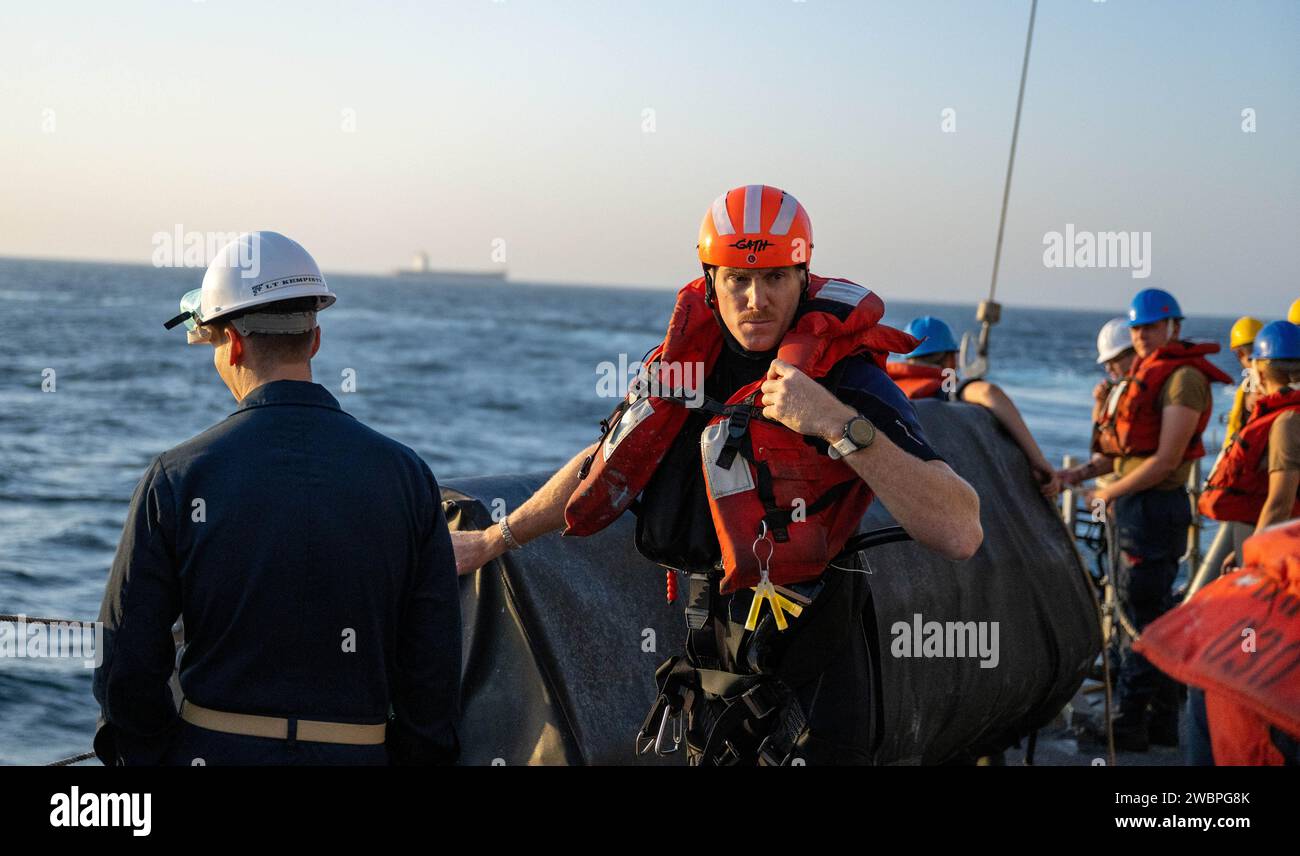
{"left": 961, "top": 0, "right": 1038, "bottom": 382}
{"left": 47, "top": 751, "right": 97, "bottom": 766}
{"left": 0, "top": 613, "right": 95, "bottom": 626}
{"left": 1057, "top": 465, "right": 1119, "bottom": 767}
{"left": 2, "top": 613, "right": 100, "bottom": 765}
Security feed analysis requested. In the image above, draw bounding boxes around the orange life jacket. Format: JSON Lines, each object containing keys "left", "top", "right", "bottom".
{"left": 1134, "top": 520, "right": 1300, "bottom": 765}
{"left": 885, "top": 362, "right": 947, "bottom": 400}
{"left": 1091, "top": 380, "right": 1125, "bottom": 457}
{"left": 1199, "top": 387, "right": 1300, "bottom": 524}
{"left": 563, "top": 274, "right": 917, "bottom": 594}
{"left": 1104, "top": 341, "right": 1233, "bottom": 461}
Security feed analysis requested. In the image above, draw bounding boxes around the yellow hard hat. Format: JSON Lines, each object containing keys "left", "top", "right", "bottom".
{"left": 1229, "top": 316, "right": 1264, "bottom": 350}
{"left": 1289, "top": 299, "right": 1300, "bottom": 325}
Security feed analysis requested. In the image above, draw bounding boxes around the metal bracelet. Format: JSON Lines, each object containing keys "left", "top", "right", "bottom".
{"left": 499, "top": 515, "right": 522, "bottom": 551}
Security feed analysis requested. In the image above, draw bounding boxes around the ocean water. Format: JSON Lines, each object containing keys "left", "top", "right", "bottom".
{"left": 0, "top": 258, "right": 1244, "bottom": 765}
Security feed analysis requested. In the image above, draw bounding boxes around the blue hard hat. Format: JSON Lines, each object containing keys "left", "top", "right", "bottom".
{"left": 1252, "top": 320, "right": 1300, "bottom": 361}
{"left": 1128, "top": 288, "right": 1183, "bottom": 327}
{"left": 903, "top": 316, "right": 959, "bottom": 358}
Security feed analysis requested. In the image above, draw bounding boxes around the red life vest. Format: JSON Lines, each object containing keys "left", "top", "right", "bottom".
{"left": 1134, "top": 520, "right": 1300, "bottom": 764}
{"left": 563, "top": 274, "right": 918, "bottom": 594}
{"left": 1199, "top": 387, "right": 1300, "bottom": 524}
{"left": 1105, "top": 341, "right": 1234, "bottom": 461}
{"left": 885, "top": 362, "right": 947, "bottom": 400}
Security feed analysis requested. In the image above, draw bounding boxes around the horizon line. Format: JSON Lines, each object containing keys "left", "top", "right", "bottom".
{"left": 0, "top": 251, "right": 1271, "bottom": 321}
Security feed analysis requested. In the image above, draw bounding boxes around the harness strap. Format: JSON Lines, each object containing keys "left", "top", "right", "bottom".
{"left": 751, "top": 461, "right": 858, "bottom": 544}
{"left": 714, "top": 394, "right": 756, "bottom": 470}
{"left": 697, "top": 698, "right": 754, "bottom": 765}
{"left": 643, "top": 551, "right": 884, "bottom": 765}
{"left": 696, "top": 681, "right": 793, "bottom": 766}
{"left": 654, "top": 390, "right": 730, "bottom": 418}
{"left": 756, "top": 696, "right": 810, "bottom": 766}
{"left": 684, "top": 572, "right": 716, "bottom": 632}
{"left": 681, "top": 570, "right": 723, "bottom": 675}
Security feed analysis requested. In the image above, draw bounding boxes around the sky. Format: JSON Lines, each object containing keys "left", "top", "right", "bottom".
{"left": 1, "top": 0, "right": 1296, "bottom": 316}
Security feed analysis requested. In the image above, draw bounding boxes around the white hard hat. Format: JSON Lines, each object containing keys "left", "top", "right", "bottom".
{"left": 1096, "top": 316, "right": 1134, "bottom": 365}
{"left": 165, "top": 231, "right": 336, "bottom": 343}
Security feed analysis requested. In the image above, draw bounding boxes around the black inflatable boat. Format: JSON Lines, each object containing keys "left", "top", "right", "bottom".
{"left": 442, "top": 398, "right": 1100, "bottom": 765}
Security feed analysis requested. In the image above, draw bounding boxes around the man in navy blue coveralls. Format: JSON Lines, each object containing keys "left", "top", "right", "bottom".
{"left": 93, "top": 232, "right": 460, "bottom": 765}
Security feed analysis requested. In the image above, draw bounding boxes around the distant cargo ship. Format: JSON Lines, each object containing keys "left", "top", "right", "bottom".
{"left": 394, "top": 251, "right": 507, "bottom": 283}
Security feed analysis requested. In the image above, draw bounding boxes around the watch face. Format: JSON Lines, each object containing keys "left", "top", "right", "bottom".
{"left": 848, "top": 417, "right": 875, "bottom": 446}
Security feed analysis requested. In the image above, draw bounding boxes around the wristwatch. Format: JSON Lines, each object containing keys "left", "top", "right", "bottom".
{"left": 828, "top": 415, "right": 876, "bottom": 460}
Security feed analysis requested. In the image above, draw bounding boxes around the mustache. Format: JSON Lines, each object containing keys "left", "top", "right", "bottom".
{"left": 738, "top": 313, "right": 774, "bottom": 323}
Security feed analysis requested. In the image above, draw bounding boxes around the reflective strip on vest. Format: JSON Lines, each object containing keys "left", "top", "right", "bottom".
{"left": 604, "top": 397, "right": 656, "bottom": 461}
{"left": 816, "top": 279, "right": 871, "bottom": 307}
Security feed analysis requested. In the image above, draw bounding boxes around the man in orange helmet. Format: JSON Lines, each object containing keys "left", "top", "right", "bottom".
{"left": 452, "top": 185, "right": 982, "bottom": 765}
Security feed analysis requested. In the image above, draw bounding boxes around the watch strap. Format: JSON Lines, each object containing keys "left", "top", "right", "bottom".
{"left": 828, "top": 435, "right": 858, "bottom": 460}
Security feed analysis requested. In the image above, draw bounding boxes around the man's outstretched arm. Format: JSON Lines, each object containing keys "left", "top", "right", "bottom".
{"left": 451, "top": 442, "right": 597, "bottom": 574}
{"left": 961, "top": 379, "right": 1061, "bottom": 497}
{"left": 835, "top": 434, "right": 983, "bottom": 561}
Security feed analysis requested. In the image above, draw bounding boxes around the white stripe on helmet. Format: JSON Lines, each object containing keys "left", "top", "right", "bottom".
{"left": 711, "top": 193, "right": 736, "bottom": 236}
{"left": 742, "top": 185, "right": 764, "bottom": 234}
{"left": 769, "top": 192, "right": 800, "bottom": 236}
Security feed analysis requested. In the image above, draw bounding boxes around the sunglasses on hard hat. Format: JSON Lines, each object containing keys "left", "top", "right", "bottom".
{"left": 163, "top": 289, "right": 217, "bottom": 344}
{"left": 163, "top": 289, "right": 203, "bottom": 331}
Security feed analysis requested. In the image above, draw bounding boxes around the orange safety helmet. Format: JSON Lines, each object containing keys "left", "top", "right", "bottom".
{"left": 698, "top": 185, "right": 813, "bottom": 270}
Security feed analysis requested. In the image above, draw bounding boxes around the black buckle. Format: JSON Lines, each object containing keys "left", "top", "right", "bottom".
{"left": 715, "top": 740, "right": 742, "bottom": 766}
{"left": 713, "top": 404, "right": 752, "bottom": 470}
{"left": 727, "top": 403, "right": 752, "bottom": 439}
{"left": 741, "top": 684, "right": 779, "bottom": 720}
{"left": 756, "top": 734, "right": 792, "bottom": 767}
